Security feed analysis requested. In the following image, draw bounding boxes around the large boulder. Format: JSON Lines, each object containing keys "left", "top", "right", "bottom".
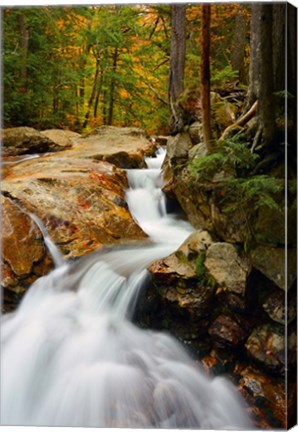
{"left": 204, "top": 242, "right": 252, "bottom": 296}
{"left": 41, "top": 129, "right": 80, "bottom": 148}
{"left": 66, "top": 126, "right": 157, "bottom": 168}
{"left": 1, "top": 195, "right": 53, "bottom": 311}
{"left": 163, "top": 132, "right": 295, "bottom": 246}
{"left": 162, "top": 133, "right": 193, "bottom": 197}
{"left": 251, "top": 245, "right": 296, "bottom": 290}
{"left": 1, "top": 127, "right": 67, "bottom": 156}
{"left": 2, "top": 154, "right": 146, "bottom": 260}
{"left": 140, "top": 230, "right": 216, "bottom": 341}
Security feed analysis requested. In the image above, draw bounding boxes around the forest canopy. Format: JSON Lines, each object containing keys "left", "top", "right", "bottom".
{"left": 3, "top": 4, "right": 250, "bottom": 134}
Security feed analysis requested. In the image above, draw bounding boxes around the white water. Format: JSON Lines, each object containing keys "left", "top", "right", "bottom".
{"left": 0, "top": 148, "right": 251, "bottom": 429}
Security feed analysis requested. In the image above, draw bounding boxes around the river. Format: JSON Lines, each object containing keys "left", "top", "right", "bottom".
{"left": 0, "top": 148, "right": 251, "bottom": 429}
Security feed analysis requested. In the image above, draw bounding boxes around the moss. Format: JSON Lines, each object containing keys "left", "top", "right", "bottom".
{"left": 175, "top": 250, "right": 189, "bottom": 264}
{"left": 195, "top": 251, "right": 206, "bottom": 279}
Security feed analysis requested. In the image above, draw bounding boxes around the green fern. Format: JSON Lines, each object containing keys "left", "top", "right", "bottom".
{"left": 188, "top": 137, "right": 284, "bottom": 218}
{"left": 188, "top": 138, "right": 259, "bottom": 180}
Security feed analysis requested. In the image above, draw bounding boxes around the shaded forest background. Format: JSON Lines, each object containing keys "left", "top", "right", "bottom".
{"left": 3, "top": 4, "right": 251, "bottom": 134}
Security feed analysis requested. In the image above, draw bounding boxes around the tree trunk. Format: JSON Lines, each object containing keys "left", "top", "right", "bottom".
{"left": 287, "top": 3, "right": 297, "bottom": 157}
{"left": 168, "top": 4, "right": 186, "bottom": 135}
{"left": 18, "top": 13, "right": 29, "bottom": 93}
{"left": 107, "top": 47, "right": 119, "bottom": 126}
{"left": 247, "top": 4, "right": 277, "bottom": 148}
{"left": 272, "top": 4, "right": 285, "bottom": 95}
{"left": 103, "top": 89, "right": 108, "bottom": 125}
{"left": 258, "top": 4, "right": 275, "bottom": 146}
{"left": 231, "top": 5, "right": 247, "bottom": 84}
{"left": 94, "top": 68, "right": 104, "bottom": 118}
{"left": 82, "top": 59, "right": 100, "bottom": 129}
{"left": 201, "top": 4, "right": 213, "bottom": 152}
{"left": 246, "top": 4, "right": 261, "bottom": 109}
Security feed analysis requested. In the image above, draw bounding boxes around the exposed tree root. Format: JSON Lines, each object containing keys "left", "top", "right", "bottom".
{"left": 219, "top": 100, "right": 258, "bottom": 142}
{"left": 251, "top": 125, "right": 263, "bottom": 153}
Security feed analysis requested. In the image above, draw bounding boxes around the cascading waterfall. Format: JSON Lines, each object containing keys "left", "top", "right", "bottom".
{"left": 0, "top": 148, "right": 251, "bottom": 429}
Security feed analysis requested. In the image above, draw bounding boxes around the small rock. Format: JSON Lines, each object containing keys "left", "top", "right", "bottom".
{"left": 188, "top": 142, "right": 208, "bottom": 159}
{"left": 245, "top": 324, "right": 287, "bottom": 373}
{"left": 205, "top": 242, "right": 252, "bottom": 295}
{"left": 189, "top": 122, "right": 203, "bottom": 145}
{"left": 164, "top": 132, "right": 192, "bottom": 161}
{"left": 237, "top": 365, "right": 295, "bottom": 429}
{"left": 178, "top": 230, "right": 214, "bottom": 258}
{"left": 262, "top": 289, "right": 296, "bottom": 324}
{"left": 208, "top": 314, "right": 247, "bottom": 348}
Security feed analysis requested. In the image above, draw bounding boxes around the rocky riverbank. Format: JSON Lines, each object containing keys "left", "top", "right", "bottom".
{"left": 136, "top": 130, "right": 297, "bottom": 429}
{"left": 1, "top": 126, "right": 157, "bottom": 311}
{"left": 1, "top": 125, "right": 296, "bottom": 428}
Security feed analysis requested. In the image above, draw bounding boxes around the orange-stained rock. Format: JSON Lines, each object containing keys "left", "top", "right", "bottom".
{"left": 2, "top": 196, "right": 45, "bottom": 277}
{"left": 2, "top": 156, "right": 146, "bottom": 259}
{"left": 1, "top": 196, "right": 54, "bottom": 311}
{"left": 2, "top": 127, "right": 154, "bottom": 311}
{"left": 237, "top": 365, "right": 294, "bottom": 429}
{"left": 245, "top": 323, "right": 296, "bottom": 373}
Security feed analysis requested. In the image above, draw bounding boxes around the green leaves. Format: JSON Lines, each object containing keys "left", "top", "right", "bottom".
{"left": 188, "top": 137, "right": 284, "bottom": 219}
{"left": 188, "top": 138, "right": 259, "bottom": 180}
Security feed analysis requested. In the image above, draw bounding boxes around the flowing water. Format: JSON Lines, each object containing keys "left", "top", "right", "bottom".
{"left": 0, "top": 148, "right": 251, "bottom": 429}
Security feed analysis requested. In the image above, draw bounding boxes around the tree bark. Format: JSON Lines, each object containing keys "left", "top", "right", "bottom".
{"left": 246, "top": 4, "right": 277, "bottom": 148}
{"left": 272, "top": 4, "right": 285, "bottom": 95}
{"left": 94, "top": 68, "right": 104, "bottom": 118}
{"left": 201, "top": 4, "right": 213, "bottom": 152}
{"left": 246, "top": 4, "right": 261, "bottom": 109}
{"left": 82, "top": 59, "right": 100, "bottom": 129}
{"left": 18, "top": 13, "right": 29, "bottom": 93}
{"left": 258, "top": 4, "right": 275, "bottom": 146}
{"left": 107, "top": 47, "right": 119, "bottom": 126}
{"left": 168, "top": 4, "right": 186, "bottom": 135}
{"left": 231, "top": 5, "right": 247, "bottom": 84}
{"left": 287, "top": 3, "right": 297, "bottom": 156}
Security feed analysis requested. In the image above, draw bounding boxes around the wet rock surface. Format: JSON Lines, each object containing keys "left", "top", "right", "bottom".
{"left": 245, "top": 323, "right": 296, "bottom": 374}
{"left": 1, "top": 196, "right": 53, "bottom": 311}
{"left": 237, "top": 365, "right": 296, "bottom": 429}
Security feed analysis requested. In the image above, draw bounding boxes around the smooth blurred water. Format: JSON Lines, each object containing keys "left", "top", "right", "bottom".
{"left": 0, "top": 148, "right": 251, "bottom": 429}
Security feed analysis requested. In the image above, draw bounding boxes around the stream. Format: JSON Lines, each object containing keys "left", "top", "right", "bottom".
{"left": 0, "top": 148, "right": 251, "bottom": 428}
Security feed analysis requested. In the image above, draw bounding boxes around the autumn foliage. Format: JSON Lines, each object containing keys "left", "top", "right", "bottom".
{"left": 3, "top": 4, "right": 251, "bottom": 134}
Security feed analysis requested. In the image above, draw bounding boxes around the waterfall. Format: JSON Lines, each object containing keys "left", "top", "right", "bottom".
{"left": 0, "top": 148, "right": 251, "bottom": 429}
